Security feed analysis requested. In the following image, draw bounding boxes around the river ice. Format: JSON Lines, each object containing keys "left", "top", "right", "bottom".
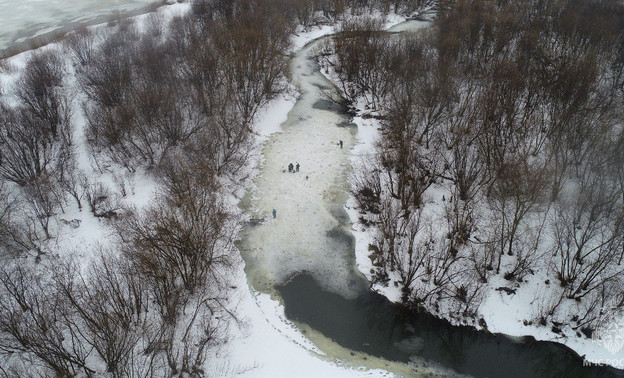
{"left": 239, "top": 38, "right": 369, "bottom": 299}
{"left": 0, "top": 0, "right": 157, "bottom": 50}
{"left": 0, "top": 6, "right": 411, "bottom": 375}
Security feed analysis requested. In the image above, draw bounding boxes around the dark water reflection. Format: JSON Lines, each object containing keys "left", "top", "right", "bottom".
{"left": 277, "top": 273, "right": 623, "bottom": 377}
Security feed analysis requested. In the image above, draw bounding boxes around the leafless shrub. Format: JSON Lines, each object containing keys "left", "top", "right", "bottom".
{"left": 144, "top": 13, "right": 164, "bottom": 38}
{"left": 83, "top": 180, "right": 119, "bottom": 219}
{"left": 53, "top": 252, "right": 150, "bottom": 375}
{"left": 16, "top": 50, "right": 69, "bottom": 137}
{"left": 0, "top": 182, "right": 37, "bottom": 257}
{"left": 22, "top": 175, "right": 63, "bottom": 239}
{"left": 64, "top": 26, "right": 97, "bottom": 67}
{"left": 550, "top": 169, "right": 624, "bottom": 301}
{"left": 60, "top": 165, "right": 88, "bottom": 210}
{"left": 120, "top": 184, "right": 235, "bottom": 298}
{"left": 485, "top": 158, "right": 549, "bottom": 276}
{"left": 330, "top": 15, "right": 389, "bottom": 107}
{"left": 352, "top": 158, "right": 383, "bottom": 214}
{"left": 0, "top": 50, "right": 72, "bottom": 187}
{"left": 113, "top": 171, "right": 135, "bottom": 198}
{"left": 0, "top": 266, "right": 92, "bottom": 376}
{"left": 149, "top": 291, "right": 232, "bottom": 376}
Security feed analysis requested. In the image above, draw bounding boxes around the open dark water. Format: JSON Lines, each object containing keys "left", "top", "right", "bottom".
{"left": 278, "top": 273, "right": 623, "bottom": 377}
{"left": 237, "top": 17, "right": 624, "bottom": 378}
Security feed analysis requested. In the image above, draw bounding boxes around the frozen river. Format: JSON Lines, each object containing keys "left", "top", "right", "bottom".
{"left": 0, "top": 0, "right": 158, "bottom": 51}
{"left": 238, "top": 24, "right": 622, "bottom": 377}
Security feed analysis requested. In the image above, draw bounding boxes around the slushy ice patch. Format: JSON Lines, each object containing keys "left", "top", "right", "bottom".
{"left": 239, "top": 39, "right": 368, "bottom": 299}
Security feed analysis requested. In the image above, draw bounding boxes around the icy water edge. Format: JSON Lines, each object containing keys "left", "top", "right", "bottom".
{"left": 237, "top": 29, "right": 623, "bottom": 378}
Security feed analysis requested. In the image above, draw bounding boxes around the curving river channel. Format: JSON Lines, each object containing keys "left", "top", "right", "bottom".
{"left": 238, "top": 25, "right": 623, "bottom": 377}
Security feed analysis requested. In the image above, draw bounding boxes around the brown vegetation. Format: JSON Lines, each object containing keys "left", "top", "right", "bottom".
{"left": 331, "top": 0, "right": 624, "bottom": 328}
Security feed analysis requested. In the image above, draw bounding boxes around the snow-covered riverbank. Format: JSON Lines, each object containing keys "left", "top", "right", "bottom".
{"left": 3, "top": 1, "right": 620, "bottom": 374}
{"left": 0, "top": 6, "right": 404, "bottom": 375}
{"left": 327, "top": 18, "right": 624, "bottom": 371}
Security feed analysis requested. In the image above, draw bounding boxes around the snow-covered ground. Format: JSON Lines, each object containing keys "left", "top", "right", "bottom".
{"left": 333, "top": 19, "right": 624, "bottom": 371}
{"left": 5, "top": 2, "right": 621, "bottom": 374}
{"left": 0, "top": 8, "right": 404, "bottom": 376}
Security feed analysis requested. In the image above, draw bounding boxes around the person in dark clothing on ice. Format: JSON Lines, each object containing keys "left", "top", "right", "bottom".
{"left": 272, "top": 209, "right": 277, "bottom": 218}
{"left": 288, "top": 163, "right": 294, "bottom": 172}
{"left": 339, "top": 140, "right": 343, "bottom": 149}
{"left": 296, "top": 163, "right": 300, "bottom": 172}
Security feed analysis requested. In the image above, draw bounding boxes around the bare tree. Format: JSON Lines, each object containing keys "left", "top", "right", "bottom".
{"left": 0, "top": 181, "right": 37, "bottom": 257}
{"left": 550, "top": 167, "right": 624, "bottom": 302}
{"left": 83, "top": 180, "right": 119, "bottom": 219}
{"left": 22, "top": 175, "right": 63, "bottom": 239}
{"left": 331, "top": 16, "right": 389, "bottom": 108}
{"left": 121, "top": 186, "right": 235, "bottom": 298}
{"left": 0, "top": 102, "right": 72, "bottom": 187}
{"left": 0, "top": 266, "right": 92, "bottom": 376}
{"left": 53, "top": 253, "right": 150, "bottom": 376}
{"left": 212, "top": 17, "right": 289, "bottom": 126}
{"left": 0, "top": 49, "right": 73, "bottom": 188}
{"left": 118, "top": 158, "right": 241, "bottom": 375}
{"left": 60, "top": 163, "right": 88, "bottom": 210}
{"left": 64, "top": 26, "right": 97, "bottom": 67}
{"left": 486, "top": 158, "right": 549, "bottom": 276}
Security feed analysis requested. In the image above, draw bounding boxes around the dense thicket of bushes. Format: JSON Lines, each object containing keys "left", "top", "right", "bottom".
{"left": 0, "top": 0, "right": 433, "bottom": 375}
{"left": 3, "top": 0, "right": 622, "bottom": 371}
{"left": 327, "top": 0, "right": 624, "bottom": 330}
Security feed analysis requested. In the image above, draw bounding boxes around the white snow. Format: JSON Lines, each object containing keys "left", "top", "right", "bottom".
{"left": 290, "top": 24, "right": 335, "bottom": 53}
{"left": 480, "top": 273, "right": 624, "bottom": 368}
{"left": 0, "top": 7, "right": 402, "bottom": 376}
{"left": 327, "top": 17, "right": 624, "bottom": 371}
{"left": 4, "top": 3, "right": 620, "bottom": 375}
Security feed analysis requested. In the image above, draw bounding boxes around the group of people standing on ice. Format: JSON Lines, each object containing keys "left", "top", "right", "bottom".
{"left": 274, "top": 141, "right": 344, "bottom": 219}
{"left": 273, "top": 163, "right": 301, "bottom": 219}
{"left": 288, "top": 162, "right": 300, "bottom": 173}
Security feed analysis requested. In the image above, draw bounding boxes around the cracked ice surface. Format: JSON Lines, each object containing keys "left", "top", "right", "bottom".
{"left": 239, "top": 38, "right": 368, "bottom": 299}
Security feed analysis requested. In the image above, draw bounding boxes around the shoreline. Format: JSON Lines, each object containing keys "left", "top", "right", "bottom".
{"left": 344, "top": 95, "right": 624, "bottom": 375}
{"left": 0, "top": 0, "right": 167, "bottom": 60}
{"left": 315, "top": 15, "right": 624, "bottom": 373}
